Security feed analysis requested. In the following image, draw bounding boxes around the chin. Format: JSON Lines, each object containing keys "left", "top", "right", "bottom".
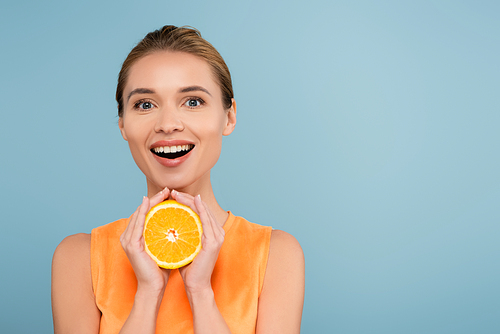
{"left": 150, "top": 174, "right": 200, "bottom": 195}
{"left": 144, "top": 161, "right": 215, "bottom": 196}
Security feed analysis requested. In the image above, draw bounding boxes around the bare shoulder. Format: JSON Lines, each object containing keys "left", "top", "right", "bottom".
{"left": 52, "top": 232, "right": 93, "bottom": 295}
{"left": 52, "top": 233, "right": 100, "bottom": 333}
{"left": 257, "top": 230, "right": 304, "bottom": 333}
{"left": 269, "top": 229, "right": 304, "bottom": 262}
{"left": 266, "top": 229, "right": 305, "bottom": 284}
{"left": 52, "top": 233, "right": 91, "bottom": 270}
{"left": 54, "top": 233, "right": 91, "bottom": 255}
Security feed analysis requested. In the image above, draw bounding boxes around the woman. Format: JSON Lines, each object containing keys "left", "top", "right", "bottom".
{"left": 52, "top": 25, "right": 304, "bottom": 333}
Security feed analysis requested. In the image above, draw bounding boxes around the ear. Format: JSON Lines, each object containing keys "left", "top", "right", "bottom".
{"left": 222, "top": 98, "right": 237, "bottom": 136}
{"left": 118, "top": 117, "right": 128, "bottom": 141}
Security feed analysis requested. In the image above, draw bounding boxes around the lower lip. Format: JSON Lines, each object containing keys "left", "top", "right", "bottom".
{"left": 151, "top": 149, "right": 193, "bottom": 167}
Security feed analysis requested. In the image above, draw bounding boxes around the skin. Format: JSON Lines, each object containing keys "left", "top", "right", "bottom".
{"left": 51, "top": 51, "right": 305, "bottom": 333}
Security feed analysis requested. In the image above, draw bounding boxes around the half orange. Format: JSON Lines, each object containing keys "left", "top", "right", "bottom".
{"left": 144, "top": 200, "right": 203, "bottom": 269}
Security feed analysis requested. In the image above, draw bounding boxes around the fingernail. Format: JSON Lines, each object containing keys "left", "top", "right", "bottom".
{"left": 172, "top": 190, "right": 177, "bottom": 196}
{"left": 198, "top": 194, "right": 202, "bottom": 201}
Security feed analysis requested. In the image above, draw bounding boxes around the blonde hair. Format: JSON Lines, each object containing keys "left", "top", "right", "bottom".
{"left": 116, "top": 25, "right": 233, "bottom": 117}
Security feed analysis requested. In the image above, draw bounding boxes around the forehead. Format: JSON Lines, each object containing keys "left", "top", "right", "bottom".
{"left": 125, "top": 51, "right": 219, "bottom": 95}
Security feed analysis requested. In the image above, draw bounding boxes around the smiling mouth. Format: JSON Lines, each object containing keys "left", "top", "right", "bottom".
{"left": 151, "top": 144, "right": 194, "bottom": 159}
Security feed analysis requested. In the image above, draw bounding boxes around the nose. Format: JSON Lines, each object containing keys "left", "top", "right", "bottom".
{"left": 154, "top": 106, "right": 184, "bottom": 134}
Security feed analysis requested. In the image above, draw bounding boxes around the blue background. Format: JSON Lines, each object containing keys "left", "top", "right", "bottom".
{"left": 1, "top": 0, "right": 499, "bottom": 333}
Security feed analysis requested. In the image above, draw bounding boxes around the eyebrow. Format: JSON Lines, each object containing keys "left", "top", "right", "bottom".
{"left": 179, "top": 85, "right": 212, "bottom": 96}
{"left": 126, "top": 85, "right": 212, "bottom": 103}
{"left": 127, "top": 88, "right": 155, "bottom": 103}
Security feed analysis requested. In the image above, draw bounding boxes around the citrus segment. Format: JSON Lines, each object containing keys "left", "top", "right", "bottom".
{"left": 144, "top": 200, "right": 203, "bottom": 269}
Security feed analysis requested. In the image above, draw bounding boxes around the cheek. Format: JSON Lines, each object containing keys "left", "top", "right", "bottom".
{"left": 193, "top": 116, "right": 225, "bottom": 155}
{"left": 122, "top": 120, "right": 150, "bottom": 161}
{"left": 122, "top": 116, "right": 150, "bottom": 143}
{"left": 201, "top": 126, "right": 223, "bottom": 151}
{"left": 124, "top": 127, "right": 141, "bottom": 149}
{"left": 198, "top": 115, "right": 226, "bottom": 141}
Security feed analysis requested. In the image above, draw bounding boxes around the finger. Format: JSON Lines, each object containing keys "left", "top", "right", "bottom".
{"left": 171, "top": 189, "right": 194, "bottom": 203}
{"left": 149, "top": 186, "right": 170, "bottom": 208}
{"left": 194, "top": 195, "right": 215, "bottom": 240}
{"left": 204, "top": 204, "right": 224, "bottom": 249}
{"left": 121, "top": 201, "right": 142, "bottom": 243}
{"left": 131, "top": 196, "right": 149, "bottom": 242}
{"left": 203, "top": 201, "right": 225, "bottom": 239}
{"left": 171, "top": 190, "right": 197, "bottom": 212}
{"left": 171, "top": 189, "right": 193, "bottom": 200}
{"left": 203, "top": 201, "right": 219, "bottom": 229}
{"left": 171, "top": 191, "right": 221, "bottom": 243}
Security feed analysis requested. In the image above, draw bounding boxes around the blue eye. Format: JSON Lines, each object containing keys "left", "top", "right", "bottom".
{"left": 185, "top": 98, "right": 203, "bottom": 108}
{"left": 133, "top": 100, "right": 155, "bottom": 111}
{"left": 140, "top": 101, "right": 154, "bottom": 109}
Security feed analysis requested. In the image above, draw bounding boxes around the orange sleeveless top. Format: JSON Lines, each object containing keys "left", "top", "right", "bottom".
{"left": 91, "top": 212, "right": 272, "bottom": 334}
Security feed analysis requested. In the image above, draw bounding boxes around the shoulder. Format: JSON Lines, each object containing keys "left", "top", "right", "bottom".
{"left": 52, "top": 233, "right": 92, "bottom": 285}
{"left": 230, "top": 216, "right": 303, "bottom": 263}
{"left": 53, "top": 233, "right": 91, "bottom": 264}
{"left": 265, "top": 229, "right": 304, "bottom": 287}
{"left": 52, "top": 234, "right": 93, "bottom": 310}
{"left": 227, "top": 215, "right": 272, "bottom": 248}
{"left": 256, "top": 230, "right": 305, "bottom": 332}
{"left": 269, "top": 229, "right": 304, "bottom": 265}
{"left": 52, "top": 234, "right": 101, "bottom": 332}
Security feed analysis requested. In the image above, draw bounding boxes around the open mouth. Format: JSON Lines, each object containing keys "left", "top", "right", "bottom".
{"left": 151, "top": 144, "right": 194, "bottom": 159}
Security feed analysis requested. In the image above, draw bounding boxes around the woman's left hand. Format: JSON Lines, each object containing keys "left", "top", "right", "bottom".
{"left": 171, "top": 190, "right": 225, "bottom": 294}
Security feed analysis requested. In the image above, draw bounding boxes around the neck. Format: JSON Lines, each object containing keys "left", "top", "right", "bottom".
{"left": 146, "top": 173, "right": 228, "bottom": 227}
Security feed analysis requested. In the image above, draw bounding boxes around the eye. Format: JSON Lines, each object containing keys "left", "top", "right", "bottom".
{"left": 141, "top": 101, "right": 154, "bottom": 109}
{"left": 133, "top": 99, "right": 155, "bottom": 111}
{"left": 184, "top": 98, "right": 204, "bottom": 108}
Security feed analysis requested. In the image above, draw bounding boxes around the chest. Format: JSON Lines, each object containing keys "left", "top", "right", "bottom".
{"left": 96, "top": 238, "right": 262, "bottom": 333}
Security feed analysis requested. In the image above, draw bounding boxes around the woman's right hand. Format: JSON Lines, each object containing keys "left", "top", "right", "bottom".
{"left": 120, "top": 187, "right": 171, "bottom": 295}
{"left": 118, "top": 188, "right": 171, "bottom": 332}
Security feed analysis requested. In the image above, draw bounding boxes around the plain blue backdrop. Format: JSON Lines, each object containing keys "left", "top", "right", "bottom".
{"left": 1, "top": 0, "right": 499, "bottom": 333}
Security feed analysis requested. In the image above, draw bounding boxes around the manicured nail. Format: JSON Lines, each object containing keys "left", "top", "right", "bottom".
{"left": 172, "top": 190, "right": 177, "bottom": 196}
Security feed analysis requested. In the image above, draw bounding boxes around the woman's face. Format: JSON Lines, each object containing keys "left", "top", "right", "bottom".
{"left": 119, "top": 51, "right": 236, "bottom": 195}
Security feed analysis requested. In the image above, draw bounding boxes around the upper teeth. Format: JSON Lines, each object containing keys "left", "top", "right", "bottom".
{"left": 153, "top": 144, "right": 193, "bottom": 154}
